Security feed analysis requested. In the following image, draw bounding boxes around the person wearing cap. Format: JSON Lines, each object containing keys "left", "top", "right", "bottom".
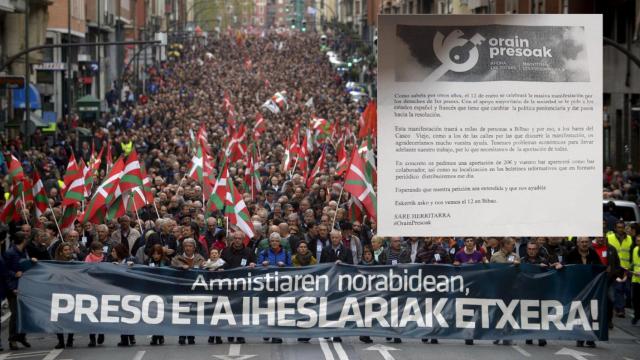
{"left": 340, "top": 221, "right": 362, "bottom": 265}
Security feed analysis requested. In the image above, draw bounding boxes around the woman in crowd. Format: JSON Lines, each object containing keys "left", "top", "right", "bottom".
{"left": 54, "top": 243, "right": 75, "bottom": 349}
{"left": 293, "top": 240, "right": 315, "bottom": 343}
{"left": 292, "top": 241, "right": 316, "bottom": 267}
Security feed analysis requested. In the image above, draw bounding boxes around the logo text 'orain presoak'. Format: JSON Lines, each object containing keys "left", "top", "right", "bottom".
{"left": 488, "top": 36, "right": 552, "bottom": 59}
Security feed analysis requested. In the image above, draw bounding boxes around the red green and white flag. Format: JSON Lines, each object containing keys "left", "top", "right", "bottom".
{"left": 7, "top": 155, "right": 24, "bottom": 184}
{"left": 0, "top": 183, "right": 23, "bottom": 223}
{"left": 306, "top": 146, "right": 326, "bottom": 188}
{"left": 120, "top": 149, "right": 144, "bottom": 193}
{"left": 344, "top": 142, "right": 377, "bottom": 221}
{"left": 189, "top": 144, "right": 205, "bottom": 183}
{"left": 225, "top": 125, "right": 247, "bottom": 163}
{"left": 225, "top": 177, "right": 254, "bottom": 238}
{"left": 32, "top": 171, "right": 49, "bottom": 218}
{"left": 79, "top": 159, "right": 93, "bottom": 197}
{"left": 80, "top": 157, "right": 125, "bottom": 224}
{"left": 312, "top": 116, "right": 331, "bottom": 145}
{"left": 139, "top": 163, "right": 155, "bottom": 204}
{"left": 207, "top": 160, "right": 229, "bottom": 213}
{"left": 61, "top": 154, "right": 85, "bottom": 207}
{"left": 60, "top": 205, "right": 78, "bottom": 231}
{"left": 358, "top": 137, "right": 377, "bottom": 186}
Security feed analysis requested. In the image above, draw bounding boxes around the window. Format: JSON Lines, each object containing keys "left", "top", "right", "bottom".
{"left": 408, "top": 1, "right": 414, "bottom": 14}
{"left": 438, "top": 1, "right": 445, "bottom": 14}
{"left": 562, "top": 0, "right": 569, "bottom": 13}
{"left": 531, "top": 0, "right": 544, "bottom": 13}
{"left": 506, "top": 0, "right": 518, "bottom": 13}
{"left": 42, "top": 37, "right": 54, "bottom": 63}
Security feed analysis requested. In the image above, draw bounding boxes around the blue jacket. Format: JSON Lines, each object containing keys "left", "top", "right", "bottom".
{"left": 4, "top": 245, "right": 28, "bottom": 290}
{"left": 258, "top": 247, "right": 292, "bottom": 266}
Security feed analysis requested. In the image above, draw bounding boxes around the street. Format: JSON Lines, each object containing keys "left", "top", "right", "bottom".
{"left": 0, "top": 315, "right": 638, "bottom": 360}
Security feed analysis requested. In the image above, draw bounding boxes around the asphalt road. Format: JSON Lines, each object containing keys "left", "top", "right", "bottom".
{"left": 0, "top": 313, "right": 638, "bottom": 360}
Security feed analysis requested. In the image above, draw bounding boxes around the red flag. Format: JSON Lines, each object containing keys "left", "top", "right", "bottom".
{"left": 283, "top": 121, "right": 300, "bottom": 172}
{"left": 336, "top": 144, "right": 348, "bottom": 176}
{"left": 306, "top": 146, "right": 326, "bottom": 188}
{"left": 106, "top": 140, "right": 113, "bottom": 170}
{"left": 197, "top": 122, "right": 211, "bottom": 154}
{"left": 296, "top": 136, "right": 309, "bottom": 179}
{"left": 358, "top": 101, "right": 377, "bottom": 139}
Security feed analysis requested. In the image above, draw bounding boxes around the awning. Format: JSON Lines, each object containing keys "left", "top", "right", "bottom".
{"left": 12, "top": 83, "right": 41, "bottom": 109}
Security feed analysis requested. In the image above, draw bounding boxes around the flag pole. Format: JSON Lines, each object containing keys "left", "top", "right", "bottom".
{"left": 48, "top": 202, "right": 63, "bottom": 240}
{"left": 289, "top": 156, "right": 299, "bottom": 179}
{"left": 131, "top": 195, "right": 144, "bottom": 235}
{"left": 251, "top": 170, "right": 254, "bottom": 201}
{"left": 20, "top": 190, "right": 29, "bottom": 224}
{"left": 331, "top": 185, "right": 345, "bottom": 230}
{"left": 152, "top": 200, "right": 161, "bottom": 219}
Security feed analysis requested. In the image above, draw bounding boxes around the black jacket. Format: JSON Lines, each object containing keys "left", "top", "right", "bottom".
{"left": 26, "top": 241, "right": 51, "bottom": 261}
{"left": 566, "top": 247, "right": 602, "bottom": 265}
{"left": 320, "top": 244, "right": 353, "bottom": 264}
{"left": 221, "top": 246, "right": 256, "bottom": 269}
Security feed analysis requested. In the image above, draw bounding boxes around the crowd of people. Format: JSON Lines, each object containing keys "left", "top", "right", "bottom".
{"left": 0, "top": 26, "right": 637, "bottom": 352}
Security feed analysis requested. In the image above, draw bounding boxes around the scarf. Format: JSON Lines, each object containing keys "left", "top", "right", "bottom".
{"left": 374, "top": 247, "right": 384, "bottom": 261}
{"left": 295, "top": 250, "right": 313, "bottom": 266}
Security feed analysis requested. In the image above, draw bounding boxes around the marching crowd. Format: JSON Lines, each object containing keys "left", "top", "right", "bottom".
{"left": 0, "top": 26, "right": 637, "bottom": 353}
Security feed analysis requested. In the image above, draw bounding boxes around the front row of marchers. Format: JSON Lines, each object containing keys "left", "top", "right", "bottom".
{"left": 1, "top": 228, "right": 637, "bottom": 350}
